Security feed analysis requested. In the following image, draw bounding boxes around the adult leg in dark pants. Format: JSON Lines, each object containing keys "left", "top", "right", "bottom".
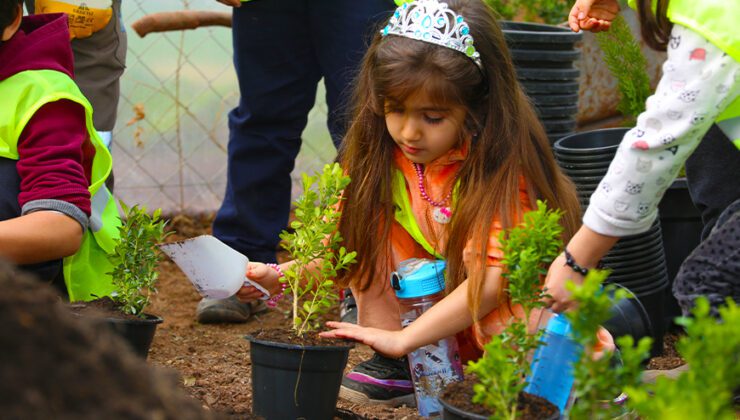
{"left": 198, "top": 0, "right": 392, "bottom": 323}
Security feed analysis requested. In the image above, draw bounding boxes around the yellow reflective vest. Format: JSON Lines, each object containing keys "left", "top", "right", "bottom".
{"left": 628, "top": 0, "right": 740, "bottom": 148}
{"left": 0, "top": 69, "right": 121, "bottom": 301}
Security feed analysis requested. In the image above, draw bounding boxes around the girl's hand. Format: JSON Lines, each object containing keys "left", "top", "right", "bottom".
{"left": 543, "top": 252, "right": 583, "bottom": 313}
{"left": 320, "top": 322, "right": 410, "bottom": 359}
{"left": 568, "top": 0, "right": 620, "bottom": 33}
{"left": 235, "top": 262, "right": 281, "bottom": 302}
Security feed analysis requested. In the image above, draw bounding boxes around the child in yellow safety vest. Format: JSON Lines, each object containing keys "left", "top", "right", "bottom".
{"left": 0, "top": 1, "right": 119, "bottom": 301}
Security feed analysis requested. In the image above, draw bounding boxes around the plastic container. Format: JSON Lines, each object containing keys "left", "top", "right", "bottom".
{"left": 391, "top": 259, "right": 464, "bottom": 418}
{"left": 523, "top": 312, "right": 582, "bottom": 413}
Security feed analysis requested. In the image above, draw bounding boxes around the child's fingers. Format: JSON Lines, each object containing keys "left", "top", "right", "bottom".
{"left": 320, "top": 322, "right": 364, "bottom": 340}
{"left": 246, "top": 262, "right": 269, "bottom": 280}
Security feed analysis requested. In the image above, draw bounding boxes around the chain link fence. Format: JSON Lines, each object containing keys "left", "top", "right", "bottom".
{"left": 114, "top": 0, "right": 336, "bottom": 214}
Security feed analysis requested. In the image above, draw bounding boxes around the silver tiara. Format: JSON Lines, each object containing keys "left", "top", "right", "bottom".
{"left": 381, "top": 0, "right": 482, "bottom": 69}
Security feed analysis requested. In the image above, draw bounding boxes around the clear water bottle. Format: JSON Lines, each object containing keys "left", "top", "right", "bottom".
{"left": 524, "top": 312, "right": 582, "bottom": 414}
{"left": 391, "top": 259, "right": 464, "bottom": 418}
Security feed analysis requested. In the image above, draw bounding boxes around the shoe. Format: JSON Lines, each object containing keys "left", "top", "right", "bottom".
{"left": 339, "top": 353, "right": 416, "bottom": 407}
{"left": 196, "top": 296, "right": 267, "bottom": 324}
{"left": 339, "top": 289, "right": 357, "bottom": 324}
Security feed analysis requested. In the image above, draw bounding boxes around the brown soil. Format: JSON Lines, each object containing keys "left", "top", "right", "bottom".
{"left": 0, "top": 260, "right": 216, "bottom": 419}
{"left": 440, "top": 377, "right": 558, "bottom": 419}
{"left": 145, "top": 213, "right": 684, "bottom": 419}
{"left": 68, "top": 296, "right": 143, "bottom": 321}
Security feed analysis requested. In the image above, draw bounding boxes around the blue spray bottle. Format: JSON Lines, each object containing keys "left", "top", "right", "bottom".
{"left": 523, "top": 312, "right": 582, "bottom": 414}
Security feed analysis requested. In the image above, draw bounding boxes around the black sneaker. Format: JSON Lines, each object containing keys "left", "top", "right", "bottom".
{"left": 339, "top": 353, "right": 415, "bottom": 407}
{"left": 339, "top": 289, "right": 357, "bottom": 324}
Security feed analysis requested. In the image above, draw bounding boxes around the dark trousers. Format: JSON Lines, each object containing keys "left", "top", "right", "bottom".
{"left": 213, "top": 0, "right": 393, "bottom": 262}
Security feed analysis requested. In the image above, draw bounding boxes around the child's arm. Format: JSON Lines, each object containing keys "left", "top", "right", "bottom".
{"left": 320, "top": 266, "right": 504, "bottom": 358}
{"left": 0, "top": 211, "right": 83, "bottom": 264}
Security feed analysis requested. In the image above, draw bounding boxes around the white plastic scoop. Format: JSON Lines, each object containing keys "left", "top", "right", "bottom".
{"left": 159, "top": 235, "right": 270, "bottom": 300}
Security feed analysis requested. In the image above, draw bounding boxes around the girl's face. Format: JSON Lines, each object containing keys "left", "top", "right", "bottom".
{"left": 384, "top": 90, "right": 469, "bottom": 164}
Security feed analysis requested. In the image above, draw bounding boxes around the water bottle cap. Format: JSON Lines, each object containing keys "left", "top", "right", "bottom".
{"left": 546, "top": 313, "right": 574, "bottom": 336}
{"left": 391, "top": 260, "right": 446, "bottom": 298}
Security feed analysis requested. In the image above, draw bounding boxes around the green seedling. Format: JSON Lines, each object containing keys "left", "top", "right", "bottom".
{"left": 279, "top": 163, "right": 357, "bottom": 336}
{"left": 108, "top": 202, "right": 169, "bottom": 317}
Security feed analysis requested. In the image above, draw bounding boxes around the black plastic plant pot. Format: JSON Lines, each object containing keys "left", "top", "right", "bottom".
{"left": 536, "top": 104, "right": 579, "bottom": 118}
{"left": 530, "top": 93, "right": 579, "bottom": 106}
{"left": 246, "top": 335, "right": 351, "bottom": 420}
{"left": 502, "top": 21, "right": 583, "bottom": 51}
{"left": 603, "top": 284, "right": 654, "bottom": 344}
{"left": 657, "top": 179, "right": 703, "bottom": 281}
{"left": 555, "top": 152, "right": 614, "bottom": 163}
{"left": 516, "top": 67, "right": 580, "bottom": 81}
{"left": 554, "top": 128, "right": 628, "bottom": 155}
{"left": 104, "top": 314, "right": 163, "bottom": 358}
{"left": 556, "top": 159, "right": 612, "bottom": 170}
{"left": 438, "top": 398, "right": 487, "bottom": 420}
{"left": 543, "top": 118, "right": 577, "bottom": 133}
{"left": 521, "top": 81, "right": 580, "bottom": 95}
{"left": 510, "top": 48, "right": 581, "bottom": 64}
{"left": 438, "top": 397, "right": 559, "bottom": 420}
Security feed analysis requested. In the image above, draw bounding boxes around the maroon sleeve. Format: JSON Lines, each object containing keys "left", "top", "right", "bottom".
{"left": 17, "top": 100, "right": 93, "bottom": 216}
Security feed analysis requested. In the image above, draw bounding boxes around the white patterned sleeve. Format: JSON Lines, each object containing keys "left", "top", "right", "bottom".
{"left": 584, "top": 24, "right": 740, "bottom": 237}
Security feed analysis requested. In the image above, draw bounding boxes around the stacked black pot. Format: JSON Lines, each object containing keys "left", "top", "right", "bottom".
{"left": 554, "top": 128, "right": 669, "bottom": 353}
{"left": 503, "top": 21, "right": 582, "bottom": 144}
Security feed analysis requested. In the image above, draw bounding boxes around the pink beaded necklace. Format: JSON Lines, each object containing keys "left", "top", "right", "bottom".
{"left": 413, "top": 162, "right": 455, "bottom": 224}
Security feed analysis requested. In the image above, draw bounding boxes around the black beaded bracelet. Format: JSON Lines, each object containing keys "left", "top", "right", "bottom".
{"left": 564, "top": 249, "right": 590, "bottom": 276}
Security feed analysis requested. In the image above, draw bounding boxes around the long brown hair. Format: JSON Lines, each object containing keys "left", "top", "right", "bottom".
{"left": 636, "top": 0, "right": 673, "bottom": 51}
{"left": 337, "top": 0, "right": 580, "bottom": 318}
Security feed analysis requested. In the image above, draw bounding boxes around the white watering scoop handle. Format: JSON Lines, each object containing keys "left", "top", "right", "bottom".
{"left": 158, "top": 235, "right": 270, "bottom": 300}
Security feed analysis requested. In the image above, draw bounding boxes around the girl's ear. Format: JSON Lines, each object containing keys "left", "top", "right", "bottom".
{"left": 1, "top": 5, "right": 23, "bottom": 42}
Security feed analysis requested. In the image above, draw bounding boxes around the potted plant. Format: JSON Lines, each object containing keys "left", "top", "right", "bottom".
{"left": 245, "top": 162, "right": 357, "bottom": 420}
{"left": 438, "top": 201, "right": 562, "bottom": 419}
{"left": 625, "top": 298, "right": 740, "bottom": 419}
{"left": 70, "top": 202, "right": 169, "bottom": 358}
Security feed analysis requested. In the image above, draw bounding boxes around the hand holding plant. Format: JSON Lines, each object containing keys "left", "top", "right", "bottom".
{"left": 564, "top": 271, "right": 652, "bottom": 420}
{"left": 279, "top": 163, "right": 356, "bottom": 336}
{"left": 466, "top": 201, "right": 564, "bottom": 419}
{"left": 108, "top": 202, "right": 170, "bottom": 317}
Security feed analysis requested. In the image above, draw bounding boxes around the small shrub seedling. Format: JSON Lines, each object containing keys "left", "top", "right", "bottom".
{"left": 564, "top": 271, "right": 652, "bottom": 420}
{"left": 279, "top": 163, "right": 357, "bottom": 336}
{"left": 108, "top": 202, "right": 169, "bottom": 317}
{"left": 466, "top": 201, "right": 564, "bottom": 419}
{"left": 625, "top": 298, "right": 740, "bottom": 420}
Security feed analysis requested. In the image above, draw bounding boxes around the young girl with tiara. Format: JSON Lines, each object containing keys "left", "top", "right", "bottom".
{"left": 238, "top": 0, "right": 614, "bottom": 407}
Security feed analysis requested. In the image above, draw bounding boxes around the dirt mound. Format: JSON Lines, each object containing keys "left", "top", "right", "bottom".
{"left": 0, "top": 260, "right": 218, "bottom": 420}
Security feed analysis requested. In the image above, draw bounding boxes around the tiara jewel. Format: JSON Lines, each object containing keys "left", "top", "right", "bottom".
{"left": 381, "top": 0, "right": 482, "bottom": 69}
